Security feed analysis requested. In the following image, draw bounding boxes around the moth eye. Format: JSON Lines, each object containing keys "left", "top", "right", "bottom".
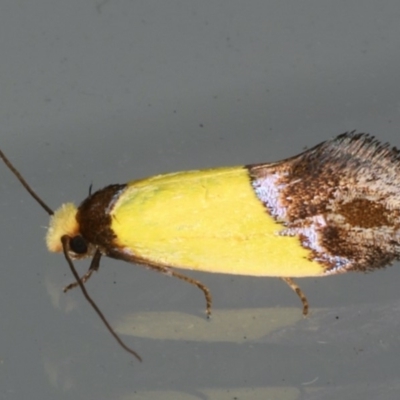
{"left": 69, "top": 235, "right": 88, "bottom": 255}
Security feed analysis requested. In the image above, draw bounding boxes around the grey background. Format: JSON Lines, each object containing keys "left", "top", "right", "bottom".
{"left": 1, "top": 1, "right": 400, "bottom": 399}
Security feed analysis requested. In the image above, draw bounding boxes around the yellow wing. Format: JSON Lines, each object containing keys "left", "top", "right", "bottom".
{"left": 110, "top": 167, "right": 324, "bottom": 277}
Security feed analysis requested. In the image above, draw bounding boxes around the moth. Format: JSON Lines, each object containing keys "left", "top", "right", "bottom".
{"left": 2, "top": 131, "right": 398, "bottom": 359}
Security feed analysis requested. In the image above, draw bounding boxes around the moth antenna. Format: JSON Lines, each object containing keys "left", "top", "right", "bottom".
{"left": 0, "top": 149, "right": 141, "bottom": 360}
{"left": 61, "top": 236, "right": 142, "bottom": 361}
{"left": 0, "top": 149, "right": 54, "bottom": 216}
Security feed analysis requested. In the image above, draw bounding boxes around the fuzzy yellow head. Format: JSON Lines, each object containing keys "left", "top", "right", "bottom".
{"left": 46, "top": 203, "right": 79, "bottom": 253}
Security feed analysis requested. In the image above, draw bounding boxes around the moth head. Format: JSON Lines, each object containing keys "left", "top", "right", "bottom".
{"left": 46, "top": 203, "right": 95, "bottom": 259}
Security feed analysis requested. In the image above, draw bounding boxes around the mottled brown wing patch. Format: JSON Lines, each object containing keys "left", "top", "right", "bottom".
{"left": 337, "top": 198, "right": 391, "bottom": 228}
{"left": 247, "top": 132, "right": 400, "bottom": 274}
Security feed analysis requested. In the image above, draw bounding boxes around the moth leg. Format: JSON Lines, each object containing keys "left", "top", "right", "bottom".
{"left": 63, "top": 250, "right": 102, "bottom": 293}
{"left": 113, "top": 249, "right": 213, "bottom": 316}
{"left": 169, "top": 269, "right": 213, "bottom": 317}
{"left": 147, "top": 265, "right": 212, "bottom": 317}
{"left": 281, "top": 277, "right": 309, "bottom": 316}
